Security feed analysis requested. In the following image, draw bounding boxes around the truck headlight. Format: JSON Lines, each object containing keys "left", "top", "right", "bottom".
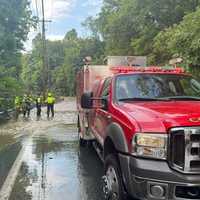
{"left": 132, "top": 134, "right": 168, "bottom": 160}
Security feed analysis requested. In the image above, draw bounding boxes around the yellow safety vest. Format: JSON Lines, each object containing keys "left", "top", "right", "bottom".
{"left": 47, "top": 97, "right": 55, "bottom": 104}
{"left": 15, "top": 97, "right": 21, "bottom": 107}
{"left": 37, "top": 97, "right": 41, "bottom": 103}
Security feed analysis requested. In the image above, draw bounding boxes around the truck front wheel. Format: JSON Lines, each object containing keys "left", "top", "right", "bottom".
{"left": 103, "top": 155, "right": 126, "bottom": 200}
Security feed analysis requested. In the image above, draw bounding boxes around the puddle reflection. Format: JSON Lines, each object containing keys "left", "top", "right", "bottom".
{"left": 10, "top": 126, "right": 104, "bottom": 200}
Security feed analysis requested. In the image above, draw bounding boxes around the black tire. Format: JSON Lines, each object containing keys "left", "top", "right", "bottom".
{"left": 77, "top": 115, "right": 81, "bottom": 133}
{"left": 79, "top": 137, "right": 86, "bottom": 147}
{"left": 103, "top": 155, "right": 127, "bottom": 200}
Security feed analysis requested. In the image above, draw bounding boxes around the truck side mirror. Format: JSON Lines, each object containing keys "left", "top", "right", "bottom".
{"left": 81, "top": 92, "right": 93, "bottom": 109}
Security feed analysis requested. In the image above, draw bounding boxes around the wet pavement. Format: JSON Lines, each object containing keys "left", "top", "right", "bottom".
{"left": 0, "top": 99, "right": 104, "bottom": 200}
{"left": 9, "top": 125, "right": 104, "bottom": 200}
{"left": 0, "top": 142, "right": 21, "bottom": 189}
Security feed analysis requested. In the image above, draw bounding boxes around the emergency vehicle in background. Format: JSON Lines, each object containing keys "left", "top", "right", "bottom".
{"left": 76, "top": 56, "right": 200, "bottom": 200}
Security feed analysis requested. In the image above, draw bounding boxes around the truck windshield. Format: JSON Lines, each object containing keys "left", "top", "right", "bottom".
{"left": 115, "top": 74, "right": 200, "bottom": 101}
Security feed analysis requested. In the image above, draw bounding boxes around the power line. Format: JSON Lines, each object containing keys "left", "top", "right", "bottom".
{"left": 35, "top": 0, "right": 41, "bottom": 33}
{"left": 35, "top": 0, "right": 39, "bottom": 19}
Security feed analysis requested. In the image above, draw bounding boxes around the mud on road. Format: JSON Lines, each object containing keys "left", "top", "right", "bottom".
{"left": 0, "top": 99, "right": 104, "bottom": 200}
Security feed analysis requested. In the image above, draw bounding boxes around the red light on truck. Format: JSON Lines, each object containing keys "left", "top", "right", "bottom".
{"left": 110, "top": 67, "right": 134, "bottom": 73}
{"left": 110, "top": 66, "right": 185, "bottom": 74}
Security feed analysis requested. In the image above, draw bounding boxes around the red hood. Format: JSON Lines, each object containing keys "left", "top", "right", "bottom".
{"left": 119, "top": 101, "right": 200, "bottom": 132}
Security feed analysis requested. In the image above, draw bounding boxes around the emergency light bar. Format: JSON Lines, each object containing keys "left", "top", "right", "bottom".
{"left": 110, "top": 66, "right": 185, "bottom": 74}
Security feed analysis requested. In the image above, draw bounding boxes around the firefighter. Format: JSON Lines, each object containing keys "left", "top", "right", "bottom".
{"left": 14, "top": 96, "right": 21, "bottom": 119}
{"left": 22, "top": 94, "right": 32, "bottom": 118}
{"left": 36, "top": 94, "right": 42, "bottom": 119}
{"left": 46, "top": 93, "right": 55, "bottom": 118}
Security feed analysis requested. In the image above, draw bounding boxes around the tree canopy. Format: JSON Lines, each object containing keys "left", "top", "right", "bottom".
{"left": 2, "top": 0, "right": 200, "bottom": 110}
{"left": 152, "top": 7, "right": 200, "bottom": 67}
{"left": 0, "top": 0, "right": 35, "bottom": 69}
{"left": 0, "top": 0, "right": 35, "bottom": 109}
{"left": 21, "top": 30, "right": 105, "bottom": 96}
{"left": 85, "top": 0, "right": 200, "bottom": 58}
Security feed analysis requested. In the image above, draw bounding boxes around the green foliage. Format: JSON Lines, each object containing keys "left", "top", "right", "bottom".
{"left": 0, "top": 66, "right": 24, "bottom": 109}
{"left": 0, "top": 0, "right": 35, "bottom": 109}
{"left": 0, "top": 0, "right": 36, "bottom": 68}
{"left": 23, "top": 0, "right": 200, "bottom": 97}
{"left": 3, "top": 0, "right": 200, "bottom": 105}
{"left": 51, "top": 35, "right": 104, "bottom": 95}
{"left": 22, "top": 30, "right": 105, "bottom": 96}
{"left": 152, "top": 7, "right": 200, "bottom": 66}
{"left": 21, "top": 34, "right": 46, "bottom": 91}
{"left": 85, "top": 0, "right": 200, "bottom": 57}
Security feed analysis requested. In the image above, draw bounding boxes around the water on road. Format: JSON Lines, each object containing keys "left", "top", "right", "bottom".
{"left": 0, "top": 99, "right": 104, "bottom": 200}
{"left": 10, "top": 125, "right": 104, "bottom": 200}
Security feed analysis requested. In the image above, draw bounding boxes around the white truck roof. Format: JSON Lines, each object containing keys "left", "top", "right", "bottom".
{"left": 107, "top": 56, "right": 147, "bottom": 67}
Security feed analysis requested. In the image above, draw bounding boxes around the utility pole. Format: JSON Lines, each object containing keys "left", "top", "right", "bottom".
{"left": 41, "top": 0, "right": 49, "bottom": 96}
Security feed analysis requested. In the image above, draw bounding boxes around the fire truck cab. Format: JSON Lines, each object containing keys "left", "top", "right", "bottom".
{"left": 76, "top": 61, "right": 200, "bottom": 200}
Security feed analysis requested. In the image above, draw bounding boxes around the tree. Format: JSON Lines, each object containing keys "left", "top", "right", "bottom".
{"left": 152, "top": 7, "right": 200, "bottom": 68}
{"left": 84, "top": 0, "right": 200, "bottom": 57}
{"left": 0, "top": 0, "right": 35, "bottom": 109}
{"left": 0, "top": 66, "right": 24, "bottom": 109}
{"left": 21, "top": 0, "right": 200, "bottom": 98}
{"left": 0, "top": 0, "right": 36, "bottom": 69}
{"left": 64, "top": 29, "right": 78, "bottom": 41}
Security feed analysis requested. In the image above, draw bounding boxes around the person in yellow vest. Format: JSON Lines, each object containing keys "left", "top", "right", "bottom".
{"left": 36, "top": 94, "right": 42, "bottom": 119}
{"left": 46, "top": 93, "right": 55, "bottom": 118}
{"left": 22, "top": 94, "right": 32, "bottom": 118}
{"left": 14, "top": 96, "right": 21, "bottom": 120}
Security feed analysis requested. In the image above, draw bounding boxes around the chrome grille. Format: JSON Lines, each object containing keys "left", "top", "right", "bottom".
{"left": 170, "top": 127, "right": 200, "bottom": 173}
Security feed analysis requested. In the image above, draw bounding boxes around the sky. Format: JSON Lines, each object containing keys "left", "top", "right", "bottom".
{"left": 25, "top": 0, "right": 103, "bottom": 51}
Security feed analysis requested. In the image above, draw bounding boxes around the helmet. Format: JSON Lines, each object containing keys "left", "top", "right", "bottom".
{"left": 48, "top": 93, "right": 52, "bottom": 97}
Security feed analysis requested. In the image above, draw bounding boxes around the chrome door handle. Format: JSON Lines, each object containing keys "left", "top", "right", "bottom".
{"left": 107, "top": 115, "right": 112, "bottom": 119}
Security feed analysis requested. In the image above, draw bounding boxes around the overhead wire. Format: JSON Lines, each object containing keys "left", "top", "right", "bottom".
{"left": 35, "top": 0, "right": 41, "bottom": 34}
{"left": 47, "top": 0, "right": 54, "bottom": 39}
{"left": 22, "top": 0, "right": 39, "bottom": 53}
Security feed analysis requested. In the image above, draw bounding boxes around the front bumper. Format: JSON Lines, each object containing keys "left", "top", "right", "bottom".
{"left": 119, "top": 154, "right": 200, "bottom": 200}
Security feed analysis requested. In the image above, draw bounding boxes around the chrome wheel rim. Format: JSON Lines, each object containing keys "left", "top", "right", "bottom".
{"left": 104, "top": 165, "right": 120, "bottom": 200}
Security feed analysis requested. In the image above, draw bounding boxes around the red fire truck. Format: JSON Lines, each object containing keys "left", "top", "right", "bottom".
{"left": 76, "top": 60, "right": 200, "bottom": 200}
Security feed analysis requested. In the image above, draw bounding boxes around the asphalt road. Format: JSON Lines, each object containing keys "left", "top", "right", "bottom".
{"left": 0, "top": 99, "right": 104, "bottom": 200}
{"left": 9, "top": 124, "right": 104, "bottom": 200}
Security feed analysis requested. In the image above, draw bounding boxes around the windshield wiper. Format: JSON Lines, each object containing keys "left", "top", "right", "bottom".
{"left": 164, "top": 96, "right": 200, "bottom": 101}
{"left": 118, "top": 97, "right": 170, "bottom": 102}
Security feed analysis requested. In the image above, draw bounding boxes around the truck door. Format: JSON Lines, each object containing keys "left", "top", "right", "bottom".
{"left": 93, "top": 78, "right": 112, "bottom": 143}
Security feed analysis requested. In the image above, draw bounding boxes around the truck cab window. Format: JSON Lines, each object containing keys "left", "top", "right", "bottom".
{"left": 115, "top": 74, "right": 200, "bottom": 100}
{"left": 101, "top": 78, "right": 111, "bottom": 98}
{"left": 100, "top": 78, "right": 111, "bottom": 110}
